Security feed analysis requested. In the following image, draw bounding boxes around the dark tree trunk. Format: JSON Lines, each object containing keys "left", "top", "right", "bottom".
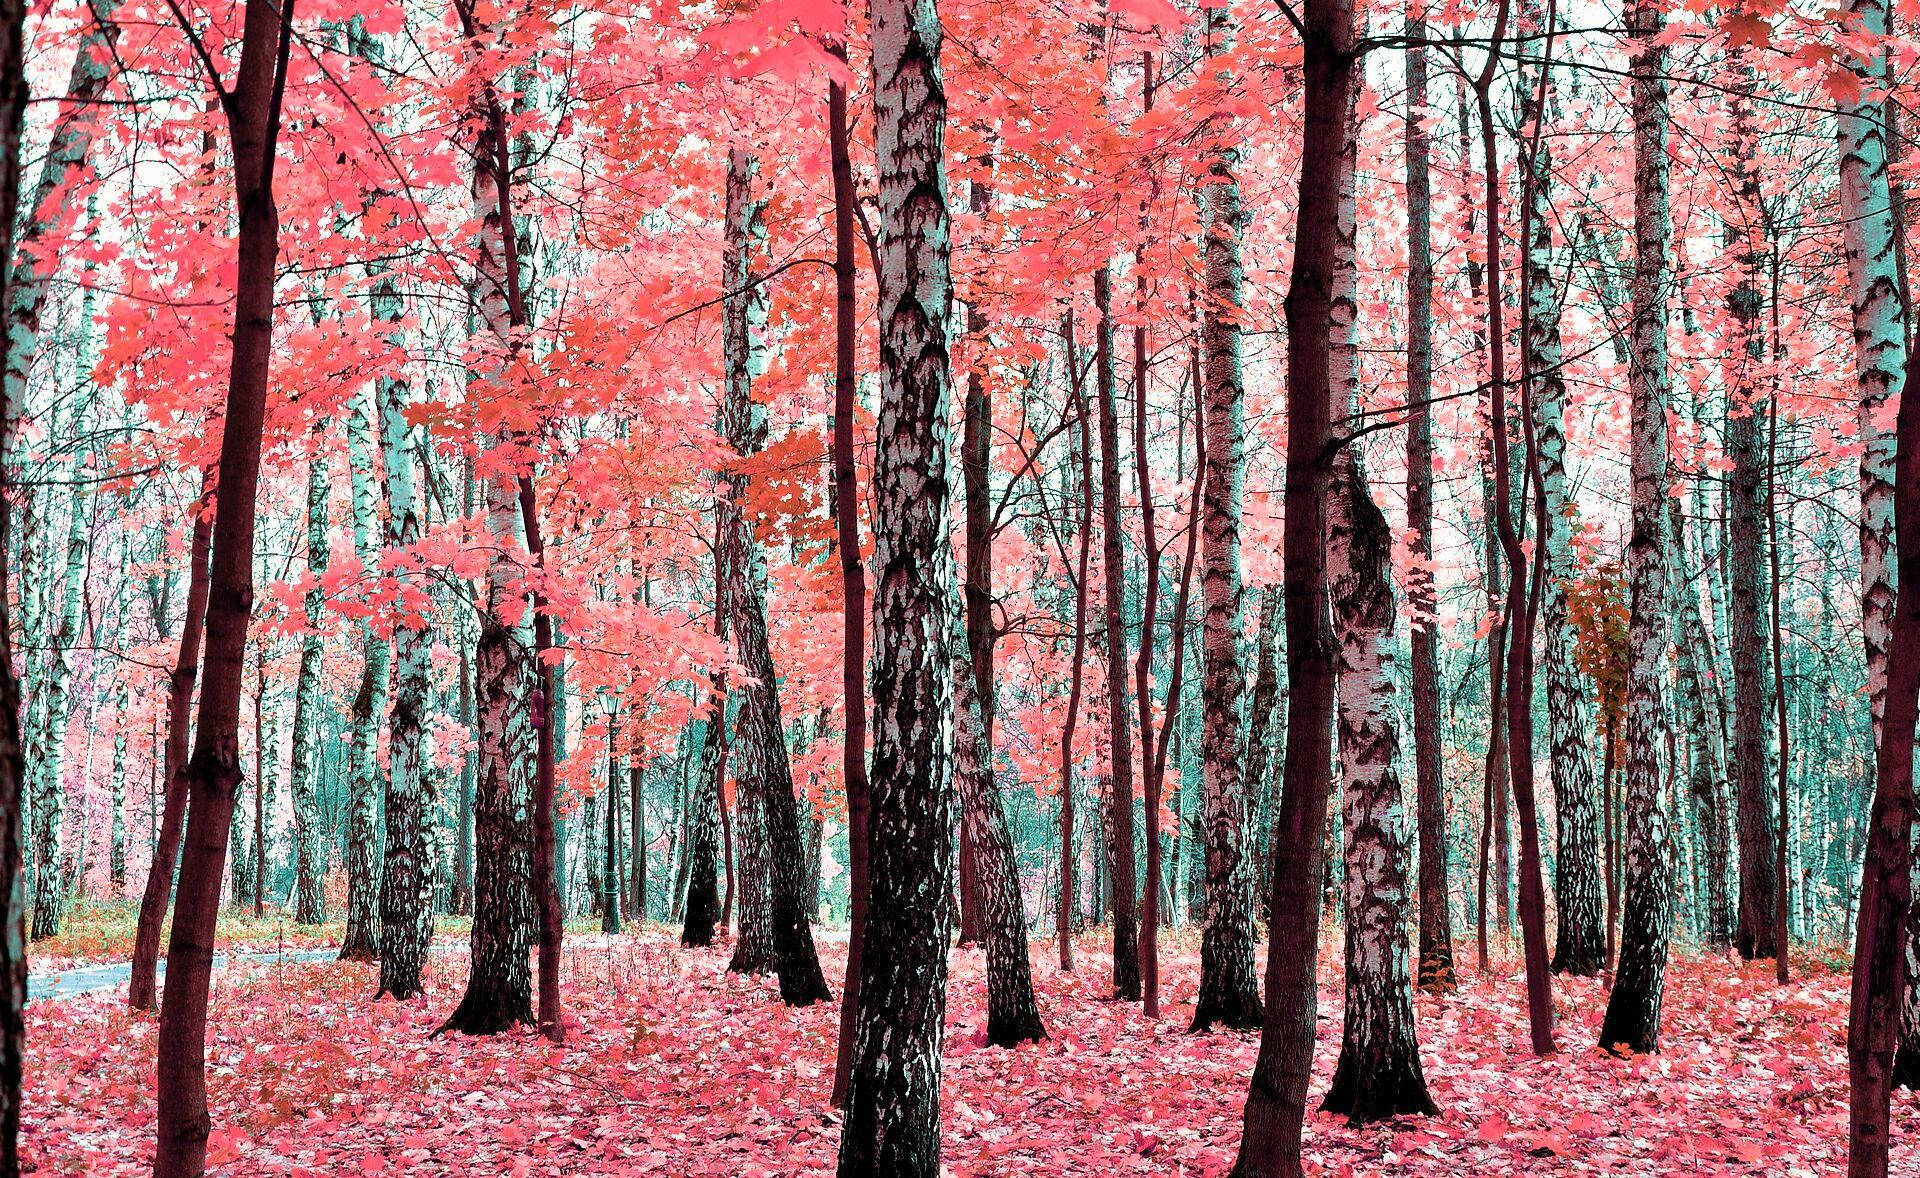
{"left": 603, "top": 711, "right": 622, "bottom": 934}
{"left": 1725, "top": 94, "right": 1780, "bottom": 961}
{"left": 1232, "top": 0, "right": 1353, "bottom": 1165}
{"left": 152, "top": 4, "right": 294, "bottom": 1170}
{"left": 1093, "top": 267, "right": 1140, "bottom": 1003}
{"left": 826, "top": 55, "right": 872, "bottom": 1109}
{"left": 0, "top": 0, "right": 30, "bottom": 1165}
{"left": 953, "top": 622, "right": 1043, "bottom": 1045}
{"left": 680, "top": 709, "right": 726, "bottom": 948}
{"left": 835, "top": 0, "right": 955, "bottom": 1163}
{"left": 130, "top": 478, "right": 211, "bottom": 1011}
{"left": 451, "top": 632, "right": 475, "bottom": 917}
{"left": 1131, "top": 53, "right": 1164, "bottom": 1015}
{"left": 1402, "top": 11, "right": 1454, "bottom": 994}
{"left": 1599, "top": 0, "right": 1678, "bottom": 1056}
{"left": 715, "top": 148, "right": 829, "bottom": 1004}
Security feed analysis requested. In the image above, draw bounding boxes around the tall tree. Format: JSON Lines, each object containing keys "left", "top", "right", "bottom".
{"left": 1402, "top": 3, "right": 1454, "bottom": 996}
{"left": 0, "top": 0, "right": 31, "bottom": 1164}
{"left": 288, "top": 455, "right": 328, "bottom": 924}
{"left": 372, "top": 170, "right": 433, "bottom": 1002}
{"left": 1520, "top": 0, "right": 1605, "bottom": 978}
{"left": 715, "top": 146, "right": 829, "bottom": 1005}
{"left": 826, "top": 44, "right": 871, "bottom": 1110}
{"left": 1191, "top": 0, "right": 1261, "bottom": 1032}
{"left": 1092, "top": 266, "right": 1140, "bottom": 1002}
{"left": 339, "top": 378, "right": 388, "bottom": 963}
{"left": 1322, "top": 97, "right": 1434, "bottom": 1123}
{"left": 1232, "top": 0, "right": 1355, "bottom": 1162}
{"left": 129, "top": 478, "right": 212, "bottom": 1010}
{"left": 1837, "top": 0, "right": 1912, "bottom": 1156}
{"left": 437, "top": 0, "right": 542, "bottom": 1033}
{"left": 1724, "top": 58, "right": 1781, "bottom": 966}
{"left": 152, "top": 0, "right": 296, "bottom": 1168}
{"left": 836, "top": 0, "right": 955, "bottom": 1160}
{"left": 1598, "top": 0, "right": 1677, "bottom": 1056}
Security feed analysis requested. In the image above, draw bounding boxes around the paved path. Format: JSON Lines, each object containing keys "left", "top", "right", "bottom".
{"left": 26, "top": 946, "right": 340, "bottom": 1002}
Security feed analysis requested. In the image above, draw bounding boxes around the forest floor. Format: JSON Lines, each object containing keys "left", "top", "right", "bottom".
{"left": 24, "top": 926, "right": 1884, "bottom": 1174}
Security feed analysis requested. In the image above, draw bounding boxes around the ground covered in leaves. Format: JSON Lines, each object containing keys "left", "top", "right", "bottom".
{"left": 25, "top": 927, "right": 1887, "bottom": 1174}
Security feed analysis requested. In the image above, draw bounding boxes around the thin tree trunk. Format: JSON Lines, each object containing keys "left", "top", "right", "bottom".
{"left": 1191, "top": 0, "right": 1259, "bottom": 1031}
{"left": 368, "top": 107, "right": 433, "bottom": 994}
{"left": 827, "top": 53, "right": 871, "bottom": 1109}
{"left": 1232, "top": 0, "right": 1354, "bottom": 1164}
{"left": 129, "top": 475, "right": 212, "bottom": 1010}
{"left": 339, "top": 380, "right": 388, "bottom": 963}
{"left": 715, "top": 148, "right": 829, "bottom": 1004}
{"left": 0, "top": 0, "right": 33, "bottom": 1164}
{"left": 152, "top": 5, "right": 294, "bottom": 1169}
{"left": 1599, "top": 0, "right": 1678, "bottom": 1056}
{"left": 1403, "top": 10, "right": 1454, "bottom": 994}
{"left": 1057, "top": 312, "right": 1092, "bottom": 974}
{"left": 952, "top": 609, "right": 1043, "bottom": 1044}
{"left": 1522, "top": 6, "right": 1604, "bottom": 977}
{"left": 1092, "top": 267, "right": 1140, "bottom": 1003}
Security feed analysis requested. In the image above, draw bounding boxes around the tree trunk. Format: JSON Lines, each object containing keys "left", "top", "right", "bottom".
{"left": 1403, "top": 13, "right": 1454, "bottom": 995}
{"left": 1669, "top": 499, "right": 1734, "bottom": 950}
{"left": 152, "top": 4, "right": 293, "bottom": 1168}
{"left": 952, "top": 611, "right": 1044, "bottom": 1044}
{"left": 339, "top": 380, "right": 389, "bottom": 963}
{"left": 835, "top": 0, "right": 955, "bottom": 1163}
{"left": 1599, "top": 0, "right": 1677, "bottom": 1056}
{"left": 1837, "top": 0, "right": 1913, "bottom": 1157}
{"left": 1191, "top": 0, "right": 1259, "bottom": 1031}
{"left": 1725, "top": 60, "right": 1782, "bottom": 966}
{"left": 680, "top": 703, "right": 726, "bottom": 948}
{"left": 1522, "top": 24, "right": 1605, "bottom": 979}
{"left": 373, "top": 222, "right": 432, "bottom": 1000}
{"left": 129, "top": 476, "right": 212, "bottom": 1010}
{"left": 1092, "top": 266, "right": 1140, "bottom": 1003}
{"left": 1057, "top": 311, "right": 1092, "bottom": 974}
{"left": 715, "top": 148, "right": 830, "bottom": 1004}
{"left": 0, "top": 0, "right": 33, "bottom": 1164}
{"left": 436, "top": 35, "right": 538, "bottom": 1028}
{"left": 827, "top": 56, "right": 872, "bottom": 1109}
{"left": 1321, "top": 108, "right": 1434, "bottom": 1121}
{"left": 1232, "top": 0, "right": 1354, "bottom": 1164}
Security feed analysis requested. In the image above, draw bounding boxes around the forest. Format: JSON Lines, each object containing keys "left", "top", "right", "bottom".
{"left": 0, "top": 0, "right": 1918, "bottom": 1170}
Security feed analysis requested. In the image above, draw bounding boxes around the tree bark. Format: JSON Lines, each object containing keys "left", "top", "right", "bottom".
{"left": 339, "top": 381, "right": 389, "bottom": 963}
{"left": 1838, "top": 0, "right": 1913, "bottom": 1159}
{"left": 1599, "top": 0, "right": 1678, "bottom": 1056}
{"left": 0, "top": 0, "right": 32, "bottom": 1164}
{"left": 373, "top": 213, "right": 432, "bottom": 1001}
{"left": 827, "top": 49, "right": 871, "bottom": 1109}
{"left": 153, "top": 3, "right": 294, "bottom": 1169}
{"left": 129, "top": 476, "right": 212, "bottom": 1010}
{"left": 1191, "top": 0, "right": 1259, "bottom": 1031}
{"left": 715, "top": 148, "right": 830, "bottom": 1004}
{"left": 1403, "top": 12, "right": 1454, "bottom": 995}
{"left": 1521, "top": 14, "right": 1604, "bottom": 978}
{"left": 836, "top": 0, "right": 955, "bottom": 1162}
{"left": 1057, "top": 312, "right": 1092, "bottom": 974}
{"left": 1322, "top": 104, "right": 1434, "bottom": 1121}
{"left": 1232, "top": 0, "right": 1354, "bottom": 1164}
{"left": 1092, "top": 266, "right": 1141, "bottom": 1003}
{"left": 1725, "top": 59, "right": 1781, "bottom": 966}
